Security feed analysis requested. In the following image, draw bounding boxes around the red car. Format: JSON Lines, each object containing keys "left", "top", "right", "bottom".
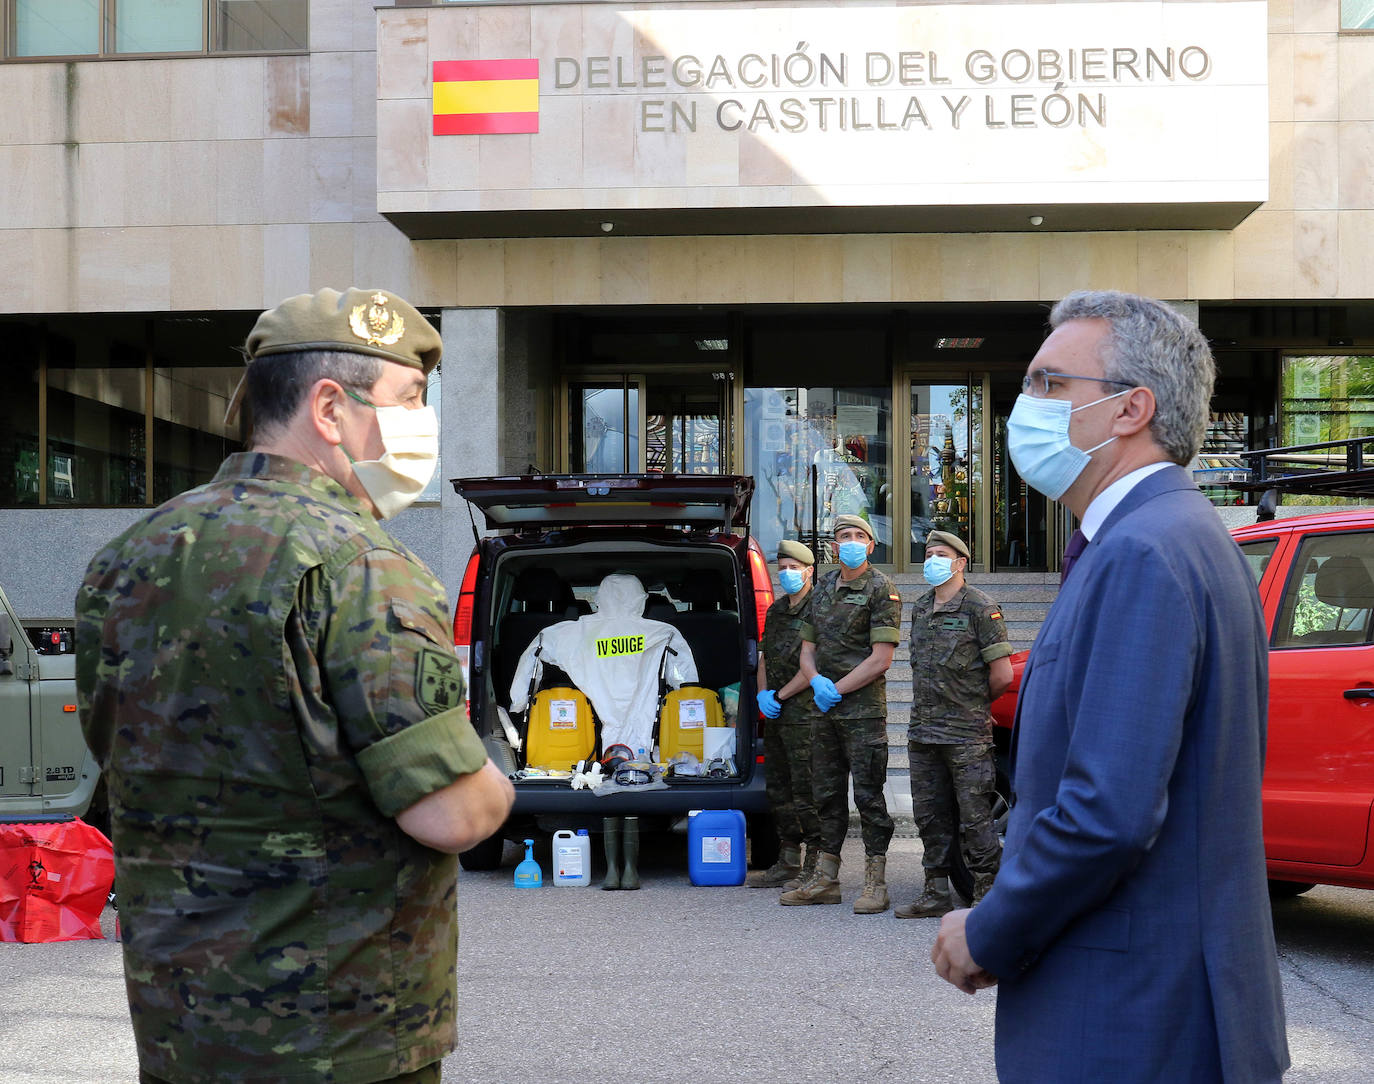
{"left": 991, "top": 501, "right": 1374, "bottom": 896}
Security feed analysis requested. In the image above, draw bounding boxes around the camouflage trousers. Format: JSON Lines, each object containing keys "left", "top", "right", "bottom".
{"left": 908, "top": 740, "right": 1001, "bottom": 879}
{"left": 141, "top": 1060, "right": 442, "bottom": 1083}
{"left": 812, "top": 715, "right": 893, "bottom": 856}
{"left": 763, "top": 720, "right": 820, "bottom": 848}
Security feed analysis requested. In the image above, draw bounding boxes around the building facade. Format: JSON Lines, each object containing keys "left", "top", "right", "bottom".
{"left": 2, "top": 0, "right": 1373, "bottom": 621}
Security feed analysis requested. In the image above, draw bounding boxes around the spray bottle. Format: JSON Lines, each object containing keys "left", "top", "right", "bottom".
{"left": 514, "top": 838, "right": 542, "bottom": 888}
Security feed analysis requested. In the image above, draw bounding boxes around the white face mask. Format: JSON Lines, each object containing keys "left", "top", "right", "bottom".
{"left": 1005, "top": 388, "right": 1130, "bottom": 501}
{"left": 345, "top": 392, "right": 438, "bottom": 519}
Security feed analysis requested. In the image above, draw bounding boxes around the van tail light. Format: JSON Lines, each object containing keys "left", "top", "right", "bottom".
{"left": 747, "top": 536, "right": 775, "bottom": 735}
{"left": 452, "top": 550, "right": 481, "bottom": 700}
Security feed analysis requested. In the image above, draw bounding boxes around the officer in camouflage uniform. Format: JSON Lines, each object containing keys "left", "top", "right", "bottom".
{"left": 896, "top": 530, "right": 1013, "bottom": 919}
{"left": 748, "top": 539, "right": 822, "bottom": 889}
{"left": 781, "top": 514, "right": 901, "bottom": 914}
{"left": 75, "top": 288, "right": 515, "bottom": 1084}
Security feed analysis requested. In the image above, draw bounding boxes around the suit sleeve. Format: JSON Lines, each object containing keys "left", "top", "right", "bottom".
{"left": 965, "top": 535, "right": 1201, "bottom": 978}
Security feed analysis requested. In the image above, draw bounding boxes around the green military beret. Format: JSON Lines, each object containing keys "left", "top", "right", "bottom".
{"left": 246, "top": 287, "right": 442, "bottom": 374}
{"left": 777, "top": 539, "right": 815, "bottom": 565}
{"left": 832, "top": 514, "right": 874, "bottom": 540}
{"left": 924, "top": 529, "right": 970, "bottom": 559}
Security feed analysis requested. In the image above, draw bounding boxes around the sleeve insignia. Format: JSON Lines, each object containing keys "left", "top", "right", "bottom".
{"left": 417, "top": 647, "right": 464, "bottom": 713}
{"left": 989, "top": 611, "right": 1003, "bottom": 620}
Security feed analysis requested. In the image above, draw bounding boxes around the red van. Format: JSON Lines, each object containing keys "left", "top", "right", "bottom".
{"left": 991, "top": 499, "right": 1374, "bottom": 897}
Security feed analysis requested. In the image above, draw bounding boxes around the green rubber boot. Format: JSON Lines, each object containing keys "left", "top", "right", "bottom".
{"left": 621, "top": 816, "right": 641, "bottom": 890}
{"left": 601, "top": 817, "right": 622, "bottom": 890}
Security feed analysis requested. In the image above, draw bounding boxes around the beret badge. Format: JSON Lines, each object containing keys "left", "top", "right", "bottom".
{"left": 350, "top": 292, "right": 405, "bottom": 348}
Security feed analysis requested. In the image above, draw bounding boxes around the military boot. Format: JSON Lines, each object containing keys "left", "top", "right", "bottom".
{"left": 971, "top": 872, "right": 996, "bottom": 905}
{"left": 783, "top": 844, "right": 819, "bottom": 891}
{"left": 620, "top": 816, "right": 641, "bottom": 890}
{"left": 601, "top": 817, "right": 621, "bottom": 890}
{"left": 894, "top": 874, "right": 953, "bottom": 919}
{"left": 779, "top": 852, "right": 841, "bottom": 906}
{"left": 852, "top": 855, "right": 890, "bottom": 914}
{"left": 746, "top": 844, "right": 802, "bottom": 887}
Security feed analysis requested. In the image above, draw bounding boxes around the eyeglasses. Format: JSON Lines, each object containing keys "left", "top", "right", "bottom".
{"left": 1021, "top": 370, "right": 1136, "bottom": 399}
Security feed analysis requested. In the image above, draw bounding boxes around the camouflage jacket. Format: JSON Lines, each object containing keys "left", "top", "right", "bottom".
{"left": 75, "top": 452, "right": 488, "bottom": 1084}
{"left": 801, "top": 566, "right": 902, "bottom": 719}
{"left": 761, "top": 588, "right": 819, "bottom": 724}
{"left": 908, "top": 583, "right": 1013, "bottom": 743}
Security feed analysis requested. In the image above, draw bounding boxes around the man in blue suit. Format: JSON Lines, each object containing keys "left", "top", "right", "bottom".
{"left": 931, "top": 291, "right": 1289, "bottom": 1082}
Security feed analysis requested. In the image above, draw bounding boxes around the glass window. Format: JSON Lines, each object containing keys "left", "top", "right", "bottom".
{"left": 744, "top": 386, "right": 891, "bottom": 565}
{"left": 216, "top": 0, "right": 306, "bottom": 52}
{"left": 15, "top": 0, "right": 99, "bottom": 56}
{"left": 114, "top": 0, "right": 202, "bottom": 53}
{"left": 152, "top": 365, "right": 245, "bottom": 502}
{"left": 1343, "top": 1, "right": 1374, "bottom": 29}
{"left": 1238, "top": 539, "right": 1279, "bottom": 586}
{"left": 1, "top": 326, "right": 42, "bottom": 504}
{"left": 1281, "top": 356, "right": 1374, "bottom": 446}
{"left": 45, "top": 329, "right": 148, "bottom": 506}
{"left": 911, "top": 380, "right": 982, "bottom": 563}
{"left": 570, "top": 380, "right": 640, "bottom": 473}
{"left": 1273, "top": 533, "right": 1374, "bottom": 648}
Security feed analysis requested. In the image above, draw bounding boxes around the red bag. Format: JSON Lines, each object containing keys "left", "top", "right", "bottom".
{"left": 0, "top": 818, "right": 115, "bottom": 943}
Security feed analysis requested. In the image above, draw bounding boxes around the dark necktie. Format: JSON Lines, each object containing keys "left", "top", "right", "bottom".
{"left": 1061, "top": 529, "right": 1088, "bottom": 585}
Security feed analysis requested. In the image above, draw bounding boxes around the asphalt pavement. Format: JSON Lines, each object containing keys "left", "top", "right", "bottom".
{"left": 2, "top": 835, "right": 1372, "bottom": 1083}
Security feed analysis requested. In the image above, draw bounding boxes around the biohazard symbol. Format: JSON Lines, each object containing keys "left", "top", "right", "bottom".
{"left": 28, "top": 858, "right": 45, "bottom": 886}
{"left": 417, "top": 648, "right": 464, "bottom": 713}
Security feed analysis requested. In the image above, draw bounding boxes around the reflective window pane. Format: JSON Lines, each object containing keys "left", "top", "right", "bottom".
{"left": 45, "top": 331, "right": 147, "bottom": 506}
{"left": 911, "top": 381, "right": 979, "bottom": 563}
{"left": 570, "top": 382, "right": 639, "bottom": 472}
{"left": 1, "top": 326, "right": 42, "bottom": 505}
{"left": 115, "top": 0, "right": 202, "bottom": 54}
{"left": 153, "top": 366, "right": 246, "bottom": 503}
{"left": 1281, "top": 356, "right": 1374, "bottom": 446}
{"left": 15, "top": 0, "right": 99, "bottom": 57}
{"left": 744, "top": 386, "right": 891, "bottom": 564}
{"left": 216, "top": 1, "right": 307, "bottom": 52}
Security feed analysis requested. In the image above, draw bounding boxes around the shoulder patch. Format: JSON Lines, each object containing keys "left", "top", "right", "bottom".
{"left": 417, "top": 648, "right": 464, "bottom": 713}
{"left": 889, "top": 593, "right": 901, "bottom": 601}
{"left": 989, "top": 610, "right": 1002, "bottom": 620}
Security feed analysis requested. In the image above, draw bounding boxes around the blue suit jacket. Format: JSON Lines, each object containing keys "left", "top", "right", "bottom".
{"left": 965, "top": 465, "right": 1289, "bottom": 1083}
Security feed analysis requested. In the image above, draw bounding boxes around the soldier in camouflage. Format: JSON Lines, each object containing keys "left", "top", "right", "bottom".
{"left": 75, "top": 288, "right": 514, "bottom": 1084}
{"left": 896, "top": 530, "right": 1013, "bottom": 919}
{"left": 748, "top": 539, "right": 822, "bottom": 889}
{"left": 780, "top": 514, "right": 901, "bottom": 914}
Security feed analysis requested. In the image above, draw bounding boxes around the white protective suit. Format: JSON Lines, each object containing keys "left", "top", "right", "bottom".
{"left": 509, "top": 574, "right": 698, "bottom": 754}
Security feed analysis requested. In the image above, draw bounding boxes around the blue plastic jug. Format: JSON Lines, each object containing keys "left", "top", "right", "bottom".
{"left": 687, "top": 809, "right": 746, "bottom": 886}
{"left": 514, "top": 838, "right": 542, "bottom": 888}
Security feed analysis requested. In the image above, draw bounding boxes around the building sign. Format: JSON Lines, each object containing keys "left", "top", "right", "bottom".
{"left": 377, "top": 1, "right": 1267, "bottom": 237}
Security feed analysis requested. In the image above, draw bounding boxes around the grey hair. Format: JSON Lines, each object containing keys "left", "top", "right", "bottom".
{"left": 245, "top": 349, "right": 384, "bottom": 440}
{"left": 1049, "top": 290, "right": 1215, "bottom": 465}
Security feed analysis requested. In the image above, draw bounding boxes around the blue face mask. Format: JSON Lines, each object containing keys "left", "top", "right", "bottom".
{"left": 778, "top": 568, "right": 807, "bottom": 595}
{"left": 837, "top": 540, "right": 870, "bottom": 569}
{"left": 923, "top": 555, "right": 956, "bottom": 586}
{"left": 1006, "top": 389, "right": 1130, "bottom": 501}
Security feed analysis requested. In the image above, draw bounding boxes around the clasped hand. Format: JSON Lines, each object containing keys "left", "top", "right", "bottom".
{"left": 757, "top": 689, "right": 782, "bottom": 718}
{"left": 809, "top": 675, "right": 842, "bottom": 712}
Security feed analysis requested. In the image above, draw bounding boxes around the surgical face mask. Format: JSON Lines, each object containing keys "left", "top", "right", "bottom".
{"left": 837, "top": 540, "right": 870, "bottom": 569}
{"left": 923, "top": 555, "right": 957, "bottom": 586}
{"left": 1006, "top": 389, "right": 1130, "bottom": 501}
{"left": 344, "top": 390, "right": 438, "bottom": 519}
{"left": 778, "top": 568, "right": 807, "bottom": 596}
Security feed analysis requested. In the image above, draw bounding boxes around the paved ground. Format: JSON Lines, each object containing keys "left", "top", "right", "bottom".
{"left": 3, "top": 836, "right": 1372, "bottom": 1083}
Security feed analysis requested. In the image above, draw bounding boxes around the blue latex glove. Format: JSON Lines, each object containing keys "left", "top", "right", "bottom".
{"left": 757, "top": 689, "right": 782, "bottom": 718}
{"left": 810, "top": 675, "right": 842, "bottom": 712}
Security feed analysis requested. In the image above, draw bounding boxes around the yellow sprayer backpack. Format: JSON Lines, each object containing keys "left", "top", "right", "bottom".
{"left": 525, "top": 687, "right": 596, "bottom": 770}
{"left": 658, "top": 686, "right": 724, "bottom": 761}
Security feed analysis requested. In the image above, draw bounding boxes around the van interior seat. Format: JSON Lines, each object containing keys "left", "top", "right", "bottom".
{"left": 497, "top": 568, "right": 575, "bottom": 705}
{"left": 671, "top": 570, "right": 741, "bottom": 692}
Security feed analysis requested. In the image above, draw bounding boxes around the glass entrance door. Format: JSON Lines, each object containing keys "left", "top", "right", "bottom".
{"left": 908, "top": 378, "right": 983, "bottom": 566}
{"left": 568, "top": 378, "right": 642, "bottom": 472}
{"left": 646, "top": 378, "right": 727, "bottom": 474}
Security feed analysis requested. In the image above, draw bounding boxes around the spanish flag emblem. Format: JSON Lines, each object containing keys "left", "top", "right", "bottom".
{"left": 433, "top": 59, "right": 539, "bottom": 135}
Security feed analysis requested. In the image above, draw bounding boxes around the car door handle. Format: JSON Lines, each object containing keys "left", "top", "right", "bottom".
{"left": 1342, "top": 687, "right": 1374, "bottom": 700}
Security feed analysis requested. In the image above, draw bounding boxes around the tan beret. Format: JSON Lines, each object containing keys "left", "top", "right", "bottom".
{"left": 226, "top": 287, "right": 441, "bottom": 424}
{"left": 247, "top": 288, "right": 441, "bottom": 373}
{"left": 777, "top": 539, "right": 815, "bottom": 566}
{"left": 924, "top": 529, "right": 970, "bottom": 559}
{"left": 832, "top": 513, "right": 875, "bottom": 540}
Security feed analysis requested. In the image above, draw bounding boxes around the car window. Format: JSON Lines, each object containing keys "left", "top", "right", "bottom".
{"left": 1273, "top": 532, "right": 1374, "bottom": 648}
{"left": 1237, "top": 538, "right": 1278, "bottom": 585}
